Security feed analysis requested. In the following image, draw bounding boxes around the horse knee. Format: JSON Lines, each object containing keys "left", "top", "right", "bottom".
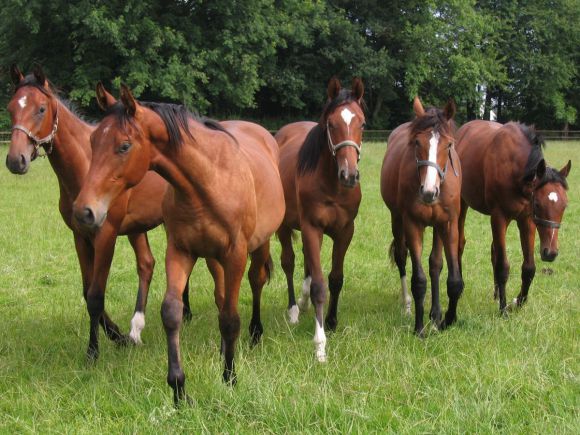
{"left": 161, "top": 295, "right": 183, "bottom": 331}
{"left": 428, "top": 255, "right": 443, "bottom": 277}
{"left": 495, "top": 261, "right": 510, "bottom": 285}
{"left": 86, "top": 292, "right": 104, "bottom": 318}
{"left": 309, "top": 281, "right": 326, "bottom": 306}
{"left": 447, "top": 277, "right": 464, "bottom": 301}
{"left": 522, "top": 264, "right": 536, "bottom": 284}
{"left": 218, "top": 311, "right": 241, "bottom": 343}
{"left": 411, "top": 273, "right": 427, "bottom": 301}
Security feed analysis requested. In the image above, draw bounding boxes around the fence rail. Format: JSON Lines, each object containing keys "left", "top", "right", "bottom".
{"left": 2, "top": 129, "right": 580, "bottom": 144}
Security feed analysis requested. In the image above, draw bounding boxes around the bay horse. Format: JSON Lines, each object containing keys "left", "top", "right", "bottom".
{"left": 5, "top": 65, "right": 196, "bottom": 358}
{"left": 276, "top": 77, "right": 364, "bottom": 362}
{"left": 381, "top": 97, "right": 463, "bottom": 335}
{"left": 456, "top": 120, "right": 571, "bottom": 313}
{"left": 73, "top": 84, "right": 285, "bottom": 405}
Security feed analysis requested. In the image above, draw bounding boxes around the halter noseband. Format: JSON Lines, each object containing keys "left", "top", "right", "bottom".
{"left": 415, "top": 145, "right": 458, "bottom": 184}
{"left": 11, "top": 105, "right": 58, "bottom": 158}
{"left": 326, "top": 122, "right": 361, "bottom": 162}
{"left": 531, "top": 189, "right": 561, "bottom": 229}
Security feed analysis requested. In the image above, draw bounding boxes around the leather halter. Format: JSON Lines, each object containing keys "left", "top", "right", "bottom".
{"left": 415, "top": 145, "right": 458, "bottom": 183}
{"left": 531, "top": 189, "right": 561, "bottom": 229}
{"left": 326, "top": 121, "right": 361, "bottom": 162}
{"left": 11, "top": 105, "right": 59, "bottom": 158}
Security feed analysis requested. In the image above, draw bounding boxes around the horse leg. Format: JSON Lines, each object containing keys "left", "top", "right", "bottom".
{"left": 491, "top": 213, "right": 510, "bottom": 314}
{"left": 429, "top": 229, "right": 444, "bottom": 327}
{"left": 73, "top": 233, "right": 94, "bottom": 304}
{"left": 219, "top": 245, "right": 246, "bottom": 385}
{"left": 278, "top": 226, "right": 298, "bottom": 323}
{"left": 298, "top": 245, "right": 312, "bottom": 313}
{"left": 491, "top": 242, "right": 498, "bottom": 300}
{"left": 405, "top": 222, "right": 427, "bottom": 336}
{"left": 325, "top": 222, "right": 354, "bottom": 332}
{"left": 127, "top": 233, "right": 155, "bottom": 344}
{"left": 161, "top": 242, "right": 196, "bottom": 406}
{"left": 182, "top": 276, "right": 193, "bottom": 322}
{"left": 458, "top": 199, "right": 468, "bottom": 276}
{"left": 515, "top": 218, "right": 536, "bottom": 307}
{"left": 390, "top": 214, "right": 410, "bottom": 315}
{"left": 248, "top": 241, "right": 271, "bottom": 345}
{"left": 302, "top": 224, "right": 326, "bottom": 361}
{"left": 86, "top": 222, "right": 125, "bottom": 360}
{"left": 440, "top": 219, "right": 464, "bottom": 329}
{"left": 206, "top": 258, "right": 225, "bottom": 355}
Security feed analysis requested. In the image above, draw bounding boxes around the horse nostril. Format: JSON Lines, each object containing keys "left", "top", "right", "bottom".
{"left": 20, "top": 154, "right": 26, "bottom": 168}
{"left": 355, "top": 171, "right": 360, "bottom": 181}
{"left": 340, "top": 169, "right": 347, "bottom": 180}
{"left": 82, "top": 207, "right": 95, "bottom": 226}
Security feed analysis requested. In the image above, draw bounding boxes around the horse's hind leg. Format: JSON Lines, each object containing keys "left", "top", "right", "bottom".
{"left": 325, "top": 221, "right": 354, "bottom": 332}
{"left": 458, "top": 199, "right": 468, "bottom": 276}
{"left": 182, "top": 277, "right": 192, "bottom": 321}
{"left": 440, "top": 220, "right": 464, "bottom": 329}
{"left": 491, "top": 214, "right": 510, "bottom": 313}
{"left": 391, "top": 214, "right": 411, "bottom": 315}
{"left": 248, "top": 241, "right": 272, "bottom": 345}
{"left": 278, "top": 226, "right": 298, "bottom": 323}
{"left": 429, "top": 230, "right": 443, "bottom": 327}
{"left": 127, "top": 233, "right": 155, "bottom": 344}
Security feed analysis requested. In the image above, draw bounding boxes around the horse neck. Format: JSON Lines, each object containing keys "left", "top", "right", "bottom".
{"left": 46, "top": 99, "right": 93, "bottom": 198}
{"left": 316, "top": 139, "right": 342, "bottom": 191}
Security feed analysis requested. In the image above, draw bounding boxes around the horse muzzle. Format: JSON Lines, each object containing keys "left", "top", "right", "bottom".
{"left": 5, "top": 152, "right": 30, "bottom": 174}
{"left": 339, "top": 169, "right": 360, "bottom": 188}
{"left": 540, "top": 248, "right": 558, "bottom": 262}
{"left": 420, "top": 185, "right": 440, "bottom": 204}
{"left": 73, "top": 203, "right": 107, "bottom": 230}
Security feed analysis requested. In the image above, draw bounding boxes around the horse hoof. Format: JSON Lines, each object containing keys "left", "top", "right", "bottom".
{"left": 324, "top": 317, "right": 338, "bottom": 332}
{"left": 86, "top": 346, "right": 99, "bottom": 362}
{"left": 316, "top": 352, "right": 327, "bottom": 363}
{"left": 115, "top": 334, "right": 132, "bottom": 348}
{"left": 223, "top": 370, "right": 237, "bottom": 386}
{"left": 249, "top": 323, "right": 263, "bottom": 347}
{"left": 287, "top": 305, "right": 299, "bottom": 324}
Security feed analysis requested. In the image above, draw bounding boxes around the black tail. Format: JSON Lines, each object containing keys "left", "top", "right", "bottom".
{"left": 265, "top": 254, "right": 274, "bottom": 283}
{"left": 389, "top": 240, "right": 396, "bottom": 265}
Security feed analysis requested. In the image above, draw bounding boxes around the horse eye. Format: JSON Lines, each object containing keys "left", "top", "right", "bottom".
{"left": 361, "top": 122, "right": 367, "bottom": 130}
{"left": 117, "top": 142, "right": 132, "bottom": 154}
{"left": 415, "top": 139, "right": 421, "bottom": 147}
{"left": 39, "top": 106, "right": 46, "bottom": 114}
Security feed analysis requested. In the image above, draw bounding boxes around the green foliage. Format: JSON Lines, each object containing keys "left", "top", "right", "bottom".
{"left": 0, "top": 0, "right": 578, "bottom": 127}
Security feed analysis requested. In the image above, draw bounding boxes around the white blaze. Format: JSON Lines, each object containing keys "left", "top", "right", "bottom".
{"left": 423, "top": 131, "right": 440, "bottom": 192}
{"left": 340, "top": 108, "right": 355, "bottom": 134}
{"left": 18, "top": 96, "right": 27, "bottom": 109}
{"left": 548, "top": 192, "right": 558, "bottom": 202}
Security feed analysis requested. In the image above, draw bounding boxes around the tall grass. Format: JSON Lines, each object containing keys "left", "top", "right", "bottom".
{"left": 0, "top": 142, "right": 578, "bottom": 433}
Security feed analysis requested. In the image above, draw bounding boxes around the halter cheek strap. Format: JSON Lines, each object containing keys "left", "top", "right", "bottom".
{"left": 326, "top": 122, "right": 362, "bottom": 161}
{"left": 11, "top": 106, "right": 59, "bottom": 158}
{"left": 531, "top": 190, "right": 562, "bottom": 229}
{"left": 415, "top": 146, "right": 458, "bottom": 183}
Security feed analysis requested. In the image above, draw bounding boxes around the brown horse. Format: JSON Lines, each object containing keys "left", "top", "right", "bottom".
{"left": 5, "top": 65, "right": 197, "bottom": 356}
{"left": 73, "top": 84, "right": 285, "bottom": 404}
{"left": 276, "top": 77, "right": 364, "bottom": 362}
{"left": 381, "top": 97, "right": 463, "bottom": 335}
{"left": 456, "top": 120, "right": 571, "bottom": 313}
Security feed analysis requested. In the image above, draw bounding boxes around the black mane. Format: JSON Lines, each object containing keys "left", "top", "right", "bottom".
{"left": 409, "top": 107, "right": 454, "bottom": 138}
{"left": 297, "top": 88, "right": 363, "bottom": 175}
{"left": 107, "top": 100, "right": 233, "bottom": 149}
{"left": 518, "top": 123, "right": 568, "bottom": 189}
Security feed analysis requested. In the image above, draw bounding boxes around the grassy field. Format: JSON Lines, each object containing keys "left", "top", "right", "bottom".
{"left": 0, "top": 141, "right": 578, "bottom": 433}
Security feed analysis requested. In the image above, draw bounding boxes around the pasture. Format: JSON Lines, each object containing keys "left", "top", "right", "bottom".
{"left": 0, "top": 141, "right": 578, "bottom": 433}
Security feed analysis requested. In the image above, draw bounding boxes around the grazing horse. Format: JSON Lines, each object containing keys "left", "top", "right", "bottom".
{"left": 381, "top": 97, "right": 463, "bottom": 335}
{"left": 73, "top": 84, "right": 285, "bottom": 405}
{"left": 276, "top": 77, "right": 365, "bottom": 362}
{"left": 456, "top": 120, "right": 571, "bottom": 312}
{"left": 5, "top": 65, "right": 195, "bottom": 355}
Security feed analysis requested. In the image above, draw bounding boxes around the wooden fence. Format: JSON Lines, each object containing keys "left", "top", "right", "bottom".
{"left": 1, "top": 129, "right": 579, "bottom": 144}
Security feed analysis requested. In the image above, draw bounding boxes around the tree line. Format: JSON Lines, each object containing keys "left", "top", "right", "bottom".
{"left": 0, "top": 0, "right": 578, "bottom": 130}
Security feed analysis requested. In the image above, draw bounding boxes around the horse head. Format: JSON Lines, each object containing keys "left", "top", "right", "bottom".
{"left": 527, "top": 159, "right": 571, "bottom": 261}
{"left": 73, "top": 83, "right": 154, "bottom": 230}
{"left": 410, "top": 96, "right": 456, "bottom": 204}
{"left": 6, "top": 64, "right": 59, "bottom": 174}
{"left": 323, "top": 77, "right": 365, "bottom": 188}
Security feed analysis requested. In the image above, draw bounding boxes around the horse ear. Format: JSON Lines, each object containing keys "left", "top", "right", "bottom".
{"left": 413, "top": 96, "right": 425, "bottom": 117}
{"left": 535, "top": 158, "right": 546, "bottom": 180}
{"left": 32, "top": 64, "right": 47, "bottom": 87}
{"left": 559, "top": 160, "right": 571, "bottom": 178}
{"left": 327, "top": 76, "right": 341, "bottom": 100}
{"left": 351, "top": 77, "right": 364, "bottom": 103}
{"left": 10, "top": 64, "right": 24, "bottom": 85}
{"left": 95, "top": 82, "right": 117, "bottom": 111}
{"left": 120, "top": 83, "right": 137, "bottom": 117}
{"left": 444, "top": 98, "right": 456, "bottom": 120}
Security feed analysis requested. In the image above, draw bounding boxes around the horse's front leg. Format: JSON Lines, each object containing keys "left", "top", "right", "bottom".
{"left": 515, "top": 217, "right": 536, "bottom": 307}
{"left": 218, "top": 243, "right": 247, "bottom": 385}
{"left": 278, "top": 225, "right": 299, "bottom": 323}
{"left": 325, "top": 222, "right": 354, "bottom": 332}
{"left": 85, "top": 221, "right": 124, "bottom": 360}
{"left": 405, "top": 221, "right": 427, "bottom": 336}
{"left": 161, "top": 241, "right": 196, "bottom": 406}
{"left": 491, "top": 213, "right": 510, "bottom": 314}
{"left": 301, "top": 223, "right": 326, "bottom": 361}
{"left": 440, "top": 219, "right": 464, "bottom": 329}
{"left": 429, "top": 229, "right": 444, "bottom": 327}
{"left": 247, "top": 240, "right": 272, "bottom": 345}
{"left": 390, "top": 213, "right": 411, "bottom": 315}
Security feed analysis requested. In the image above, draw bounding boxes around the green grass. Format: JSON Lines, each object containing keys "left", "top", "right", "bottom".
{"left": 0, "top": 141, "right": 578, "bottom": 433}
